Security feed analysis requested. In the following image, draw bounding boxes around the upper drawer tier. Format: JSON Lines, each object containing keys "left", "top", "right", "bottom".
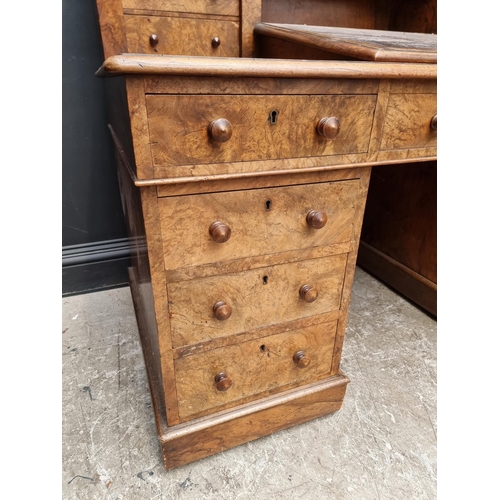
{"left": 124, "top": 15, "right": 239, "bottom": 56}
{"left": 122, "top": 0, "right": 239, "bottom": 16}
{"left": 158, "top": 179, "right": 360, "bottom": 271}
{"left": 146, "top": 94, "right": 377, "bottom": 166}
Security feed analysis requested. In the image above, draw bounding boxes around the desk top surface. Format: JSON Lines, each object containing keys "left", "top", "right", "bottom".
{"left": 254, "top": 24, "right": 437, "bottom": 64}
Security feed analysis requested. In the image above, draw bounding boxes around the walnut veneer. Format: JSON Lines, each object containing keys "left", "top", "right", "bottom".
{"left": 95, "top": 0, "right": 437, "bottom": 469}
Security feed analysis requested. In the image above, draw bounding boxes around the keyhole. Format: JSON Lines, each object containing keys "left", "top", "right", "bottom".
{"left": 265, "top": 199, "right": 272, "bottom": 211}
{"left": 263, "top": 275, "right": 269, "bottom": 285}
{"left": 269, "top": 110, "right": 279, "bottom": 125}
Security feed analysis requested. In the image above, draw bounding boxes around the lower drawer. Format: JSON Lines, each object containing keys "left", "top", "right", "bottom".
{"left": 124, "top": 15, "right": 239, "bottom": 56}
{"left": 174, "top": 320, "right": 338, "bottom": 421}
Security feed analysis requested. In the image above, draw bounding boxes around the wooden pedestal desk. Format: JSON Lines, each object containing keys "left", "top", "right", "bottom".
{"left": 95, "top": 1, "right": 436, "bottom": 471}
{"left": 96, "top": 55, "right": 436, "bottom": 469}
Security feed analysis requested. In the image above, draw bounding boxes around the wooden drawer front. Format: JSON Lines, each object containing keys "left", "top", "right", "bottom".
{"left": 146, "top": 94, "right": 377, "bottom": 166}
{"left": 168, "top": 254, "right": 347, "bottom": 348}
{"left": 159, "top": 180, "right": 360, "bottom": 271}
{"left": 175, "top": 320, "right": 338, "bottom": 420}
{"left": 380, "top": 94, "right": 437, "bottom": 151}
{"left": 122, "top": 0, "right": 239, "bottom": 17}
{"left": 124, "top": 15, "right": 239, "bottom": 56}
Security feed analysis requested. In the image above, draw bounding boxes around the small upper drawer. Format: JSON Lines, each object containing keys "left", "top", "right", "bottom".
{"left": 380, "top": 93, "right": 437, "bottom": 151}
{"left": 158, "top": 179, "right": 360, "bottom": 271}
{"left": 174, "top": 320, "right": 338, "bottom": 421}
{"left": 124, "top": 15, "right": 239, "bottom": 56}
{"left": 146, "top": 94, "right": 377, "bottom": 166}
{"left": 122, "top": 0, "right": 239, "bottom": 17}
{"left": 167, "top": 254, "right": 347, "bottom": 348}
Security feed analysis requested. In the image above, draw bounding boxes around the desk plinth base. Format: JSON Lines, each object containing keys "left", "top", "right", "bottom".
{"left": 128, "top": 265, "right": 349, "bottom": 470}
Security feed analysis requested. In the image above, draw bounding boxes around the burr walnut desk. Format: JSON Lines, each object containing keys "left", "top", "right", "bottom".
{"left": 96, "top": 54, "right": 436, "bottom": 469}
{"left": 95, "top": 0, "right": 436, "bottom": 471}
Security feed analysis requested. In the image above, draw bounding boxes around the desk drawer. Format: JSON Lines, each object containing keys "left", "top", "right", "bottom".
{"left": 158, "top": 179, "right": 360, "bottom": 271}
{"left": 380, "top": 93, "right": 437, "bottom": 151}
{"left": 174, "top": 320, "right": 338, "bottom": 421}
{"left": 146, "top": 94, "right": 376, "bottom": 166}
{"left": 167, "top": 254, "right": 347, "bottom": 348}
{"left": 124, "top": 15, "right": 239, "bottom": 56}
{"left": 122, "top": 0, "right": 239, "bottom": 16}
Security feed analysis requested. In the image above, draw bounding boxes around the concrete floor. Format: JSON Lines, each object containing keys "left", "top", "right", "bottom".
{"left": 62, "top": 267, "right": 436, "bottom": 500}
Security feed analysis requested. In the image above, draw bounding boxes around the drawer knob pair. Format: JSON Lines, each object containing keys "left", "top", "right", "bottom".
{"left": 209, "top": 116, "right": 340, "bottom": 143}
{"left": 214, "top": 350, "right": 310, "bottom": 391}
{"left": 209, "top": 210, "right": 326, "bottom": 243}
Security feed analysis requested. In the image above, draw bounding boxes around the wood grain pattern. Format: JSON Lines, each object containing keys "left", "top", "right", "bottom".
{"left": 161, "top": 373, "right": 349, "bottom": 469}
{"left": 122, "top": 0, "right": 239, "bottom": 16}
{"left": 241, "top": 0, "right": 262, "bottom": 57}
{"left": 125, "top": 77, "right": 154, "bottom": 179}
{"left": 357, "top": 241, "right": 436, "bottom": 316}
{"left": 144, "top": 75, "right": 379, "bottom": 95}
{"left": 155, "top": 165, "right": 363, "bottom": 197}
{"left": 173, "top": 311, "right": 341, "bottom": 359}
{"left": 157, "top": 179, "right": 360, "bottom": 271}
{"left": 261, "top": 0, "right": 381, "bottom": 30}
{"left": 152, "top": 153, "right": 369, "bottom": 183}
{"left": 174, "top": 320, "right": 339, "bottom": 420}
{"left": 167, "top": 254, "right": 348, "bottom": 348}
{"left": 97, "top": 54, "right": 438, "bottom": 79}
{"left": 124, "top": 15, "right": 239, "bottom": 56}
{"left": 146, "top": 94, "right": 376, "bottom": 166}
{"left": 95, "top": 0, "right": 128, "bottom": 58}
{"left": 367, "top": 79, "right": 391, "bottom": 161}
{"left": 380, "top": 93, "right": 437, "bottom": 150}
{"left": 140, "top": 186, "right": 181, "bottom": 425}
{"left": 331, "top": 167, "right": 371, "bottom": 373}
{"left": 359, "top": 160, "right": 436, "bottom": 301}
{"left": 255, "top": 24, "right": 437, "bottom": 63}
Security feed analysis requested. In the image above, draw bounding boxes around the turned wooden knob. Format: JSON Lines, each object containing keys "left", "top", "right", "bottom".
{"left": 208, "top": 118, "right": 233, "bottom": 143}
{"left": 430, "top": 115, "right": 437, "bottom": 130}
{"left": 215, "top": 372, "right": 232, "bottom": 391}
{"left": 299, "top": 284, "right": 318, "bottom": 303}
{"left": 293, "top": 351, "right": 311, "bottom": 369}
{"left": 209, "top": 221, "right": 231, "bottom": 243}
{"left": 213, "top": 301, "right": 232, "bottom": 321}
{"left": 212, "top": 37, "right": 221, "bottom": 48}
{"left": 317, "top": 117, "right": 340, "bottom": 139}
{"left": 149, "top": 34, "right": 159, "bottom": 47}
{"left": 306, "top": 210, "right": 328, "bottom": 229}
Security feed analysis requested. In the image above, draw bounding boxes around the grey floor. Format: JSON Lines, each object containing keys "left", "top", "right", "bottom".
{"left": 62, "top": 267, "right": 437, "bottom": 500}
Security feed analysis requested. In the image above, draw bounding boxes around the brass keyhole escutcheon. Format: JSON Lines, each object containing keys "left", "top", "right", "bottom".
{"left": 269, "top": 110, "right": 279, "bottom": 125}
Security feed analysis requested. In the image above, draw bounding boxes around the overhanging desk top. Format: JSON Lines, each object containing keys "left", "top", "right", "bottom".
{"left": 97, "top": 54, "right": 437, "bottom": 78}
{"left": 254, "top": 24, "right": 437, "bottom": 63}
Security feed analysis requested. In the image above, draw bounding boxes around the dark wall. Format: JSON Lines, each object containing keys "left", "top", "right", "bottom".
{"left": 62, "top": 0, "right": 129, "bottom": 295}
